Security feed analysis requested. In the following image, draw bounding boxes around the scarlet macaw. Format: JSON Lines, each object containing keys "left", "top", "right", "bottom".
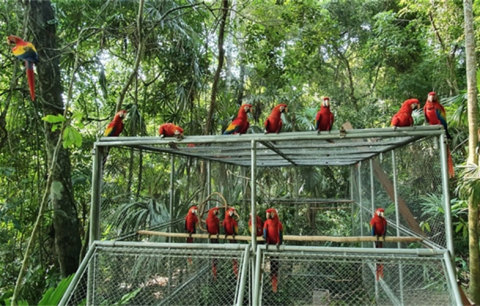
{"left": 315, "top": 97, "right": 334, "bottom": 133}
{"left": 248, "top": 214, "right": 264, "bottom": 237}
{"left": 223, "top": 207, "right": 240, "bottom": 277}
{"left": 185, "top": 205, "right": 198, "bottom": 243}
{"left": 391, "top": 98, "right": 420, "bottom": 129}
{"left": 265, "top": 104, "right": 287, "bottom": 134}
{"left": 424, "top": 91, "right": 454, "bottom": 177}
{"left": 104, "top": 110, "right": 127, "bottom": 137}
{"left": 263, "top": 208, "right": 283, "bottom": 293}
{"left": 206, "top": 207, "right": 220, "bottom": 280}
{"left": 223, "top": 104, "right": 252, "bottom": 135}
{"left": 7, "top": 35, "right": 38, "bottom": 101}
{"left": 158, "top": 123, "right": 184, "bottom": 138}
{"left": 370, "top": 208, "right": 387, "bottom": 280}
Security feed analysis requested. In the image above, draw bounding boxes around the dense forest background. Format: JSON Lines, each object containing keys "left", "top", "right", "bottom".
{"left": 0, "top": 0, "right": 479, "bottom": 304}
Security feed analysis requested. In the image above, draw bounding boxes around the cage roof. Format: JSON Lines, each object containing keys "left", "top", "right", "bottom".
{"left": 96, "top": 126, "right": 446, "bottom": 167}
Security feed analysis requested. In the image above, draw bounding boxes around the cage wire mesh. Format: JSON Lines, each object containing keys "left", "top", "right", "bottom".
{"left": 62, "top": 242, "right": 249, "bottom": 305}
{"left": 352, "top": 136, "right": 446, "bottom": 249}
{"left": 257, "top": 248, "right": 455, "bottom": 306}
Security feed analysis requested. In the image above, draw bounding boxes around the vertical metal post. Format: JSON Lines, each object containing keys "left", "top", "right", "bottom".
{"left": 88, "top": 145, "right": 103, "bottom": 305}
{"left": 236, "top": 246, "right": 250, "bottom": 306}
{"left": 369, "top": 159, "right": 379, "bottom": 299}
{"left": 358, "top": 162, "right": 364, "bottom": 247}
{"left": 391, "top": 150, "right": 404, "bottom": 304}
{"left": 207, "top": 160, "right": 212, "bottom": 206}
{"left": 251, "top": 140, "right": 257, "bottom": 252}
{"left": 350, "top": 166, "right": 355, "bottom": 234}
{"left": 439, "top": 134, "right": 454, "bottom": 256}
{"left": 169, "top": 155, "right": 175, "bottom": 241}
{"left": 253, "top": 245, "right": 262, "bottom": 306}
{"left": 89, "top": 145, "right": 103, "bottom": 246}
{"left": 443, "top": 252, "right": 463, "bottom": 305}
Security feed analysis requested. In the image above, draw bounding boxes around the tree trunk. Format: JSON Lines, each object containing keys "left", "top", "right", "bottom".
{"left": 463, "top": 0, "right": 480, "bottom": 303}
{"left": 28, "top": 0, "right": 81, "bottom": 277}
{"left": 204, "top": 0, "right": 229, "bottom": 135}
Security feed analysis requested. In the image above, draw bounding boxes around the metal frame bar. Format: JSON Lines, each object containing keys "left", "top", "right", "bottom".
{"left": 391, "top": 150, "right": 404, "bottom": 304}
{"left": 89, "top": 145, "right": 103, "bottom": 246}
{"left": 251, "top": 140, "right": 257, "bottom": 253}
{"left": 439, "top": 134, "right": 454, "bottom": 255}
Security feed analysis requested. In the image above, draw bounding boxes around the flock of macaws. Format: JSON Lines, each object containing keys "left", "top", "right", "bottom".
{"left": 186, "top": 205, "right": 283, "bottom": 292}
{"left": 7, "top": 36, "right": 447, "bottom": 287}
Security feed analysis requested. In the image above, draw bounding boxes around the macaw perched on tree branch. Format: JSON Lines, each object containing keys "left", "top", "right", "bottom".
{"left": 391, "top": 98, "right": 420, "bottom": 129}
{"left": 7, "top": 35, "right": 39, "bottom": 101}
{"left": 265, "top": 104, "right": 287, "bottom": 134}
{"left": 223, "top": 104, "right": 252, "bottom": 135}
{"left": 263, "top": 208, "right": 283, "bottom": 293}
{"left": 370, "top": 208, "right": 387, "bottom": 280}
{"left": 424, "top": 91, "right": 455, "bottom": 178}
{"left": 315, "top": 97, "right": 334, "bottom": 133}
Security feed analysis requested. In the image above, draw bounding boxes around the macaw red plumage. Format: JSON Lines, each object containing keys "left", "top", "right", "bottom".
{"left": 185, "top": 205, "right": 198, "bottom": 243}
{"left": 248, "top": 214, "right": 264, "bottom": 237}
{"left": 391, "top": 98, "right": 420, "bottom": 128}
{"left": 7, "top": 35, "right": 39, "bottom": 101}
{"left": 223, "top": 104, "right": 252, "bottom": 135}
{"left": 206, "top": 207, "right": 220, "bottom": 280}
{"left": 370, "top": 208, "right": 387, "bottom": 280}
{"left": 263, "top": 208, "right": 283, "bottom": 293}
{"left": 265, "top": 104, "right": 287, "bottom": 134}
{"left": 315, "top": 97, "right": 334, "bottom": 132}
{"left": 158, "top": 123, "right": 184, "bottom": 138}
{"left": 424, "top": 92, "right": 454, "bottom": 178}
{"left": 223, "top": 207, "right": 239, "bottom": 277}
{"left": 104, "top": 110, "right": 127, "bottom": 137}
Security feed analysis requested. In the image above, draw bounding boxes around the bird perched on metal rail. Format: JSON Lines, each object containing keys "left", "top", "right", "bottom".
{"left": 370, "top": 208, "right": 387, "bottom": 280}
{"left": 315, "top": 97, "right": 334, "bottom": 133}
{"left": 223, "top": 104, "right": 252, "bottom": 135}
{"left": 265, "top": 103, "right": 287, "bottom": 134}
{"left": 248, "top": 213, "right": 264, "bottom": 237}
{"left": 7, "top": 35, "right": 38, "bottom": 101}
{"left": 263, "top": 208, "right": 283, "bottom": 293}
{"left": 423, "top": 91, "right": 454, "bottom": 178}
{"left": 102, "top": 110, "right": 128, "bottom": 166}
{"left": 390, "top": 98, "right": 420, "bottom": 129}
{"left": 158, "top": 123, "right": 184, "bottom": 139}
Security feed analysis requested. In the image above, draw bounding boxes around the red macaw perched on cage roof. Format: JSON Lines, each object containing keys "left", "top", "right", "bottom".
{"left": 263, "top": 208, "right": 283, "bottom": 293}
{"left": 7, "top": 35, "right": 38, "bottom": 101}
{"left": 370, "top": 208, "right": 387, "bottom": 280}
{"left": 390, "top": 98, "right": 420, "bottom": 128}
{"left": 424, "top": 92, "right": 454, "bottom": 178}
{"left": 315, "top": 97, "right": 334, "bottom": 133}
{"left": 104, "top": 110, "right": 127, "bottom": 137}
{"left": 265, "top": 104, "right": 287, "bottom": 134}
{"left": 158, "top": 123, "right": 184, "bottom": 138}
{"left": 223, "top": 104, "right": 252, "bottom": 135}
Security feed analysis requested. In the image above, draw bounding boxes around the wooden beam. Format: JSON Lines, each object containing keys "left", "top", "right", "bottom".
{"left": 137, "top": 230, "right": 423, "bottom": 243}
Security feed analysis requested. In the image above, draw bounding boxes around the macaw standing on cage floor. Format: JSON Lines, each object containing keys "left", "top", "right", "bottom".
{"left": 223, "top": 207, "right": 240, "bottom": 277}
{"left": 424, "top": 91, "right": 455, "bottom": 178}
{"left": 315, "top": 97, "right": 334, "bottom": 133}
{"left": 264, "top": 104, "right": 287, "bottom": 134}
{"left": 263, "top": 208, "right": 283, "bottom": 293}
{"left": 370, "top": 208, "right": 387, "bottom": 280}
{"left": 223, "top": 104, "right": 252, "bottom": 135}
{"left": 390, "top": 98, "right": 420, "bottom": 128}
{"left": 7, "top": 35, "right": 38, "bottom": 101}
{"left": 206, "top": 207, "right": 220, "bottom": 280}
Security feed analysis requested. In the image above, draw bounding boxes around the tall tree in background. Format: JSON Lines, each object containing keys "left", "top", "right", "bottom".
{"left": 463, "top": 0, "right": 480, "bottom": 302}
{"left": 28, "top": 0, "right": 81, "bottom": 277}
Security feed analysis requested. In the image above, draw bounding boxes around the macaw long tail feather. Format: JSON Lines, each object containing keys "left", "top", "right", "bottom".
{"left": 272, "top": 274, "right": 278, "bottom": 293}
{"left": 447, "top": 146, "right": 455, "bottom": 178}
{"left": 186, "top": 237, "right": 193, "bottom": 243}
{"left": 233, "top": 259, "right": 238, "bottom": 278}
{"left": 271, "top": 257, "right": 279, "bottom": 293}
{"left": 212, "top": 258, "right": 217, "bottom": 281}
{"left": 26, "top": 62, "right": 35, "bottom": 101}
{"left": 376, "top": 263, "right": 384, "bottom": 281}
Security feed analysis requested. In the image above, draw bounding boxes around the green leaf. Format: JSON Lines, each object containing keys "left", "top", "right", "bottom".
{"left": 42, "top": 114, "right": 66, "bottom": 124}
{"left": 63, "top": 126, "right": 83, "bottom": 149}
{"left": 38, "top": 274, "right": 75, "bottom": 306}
